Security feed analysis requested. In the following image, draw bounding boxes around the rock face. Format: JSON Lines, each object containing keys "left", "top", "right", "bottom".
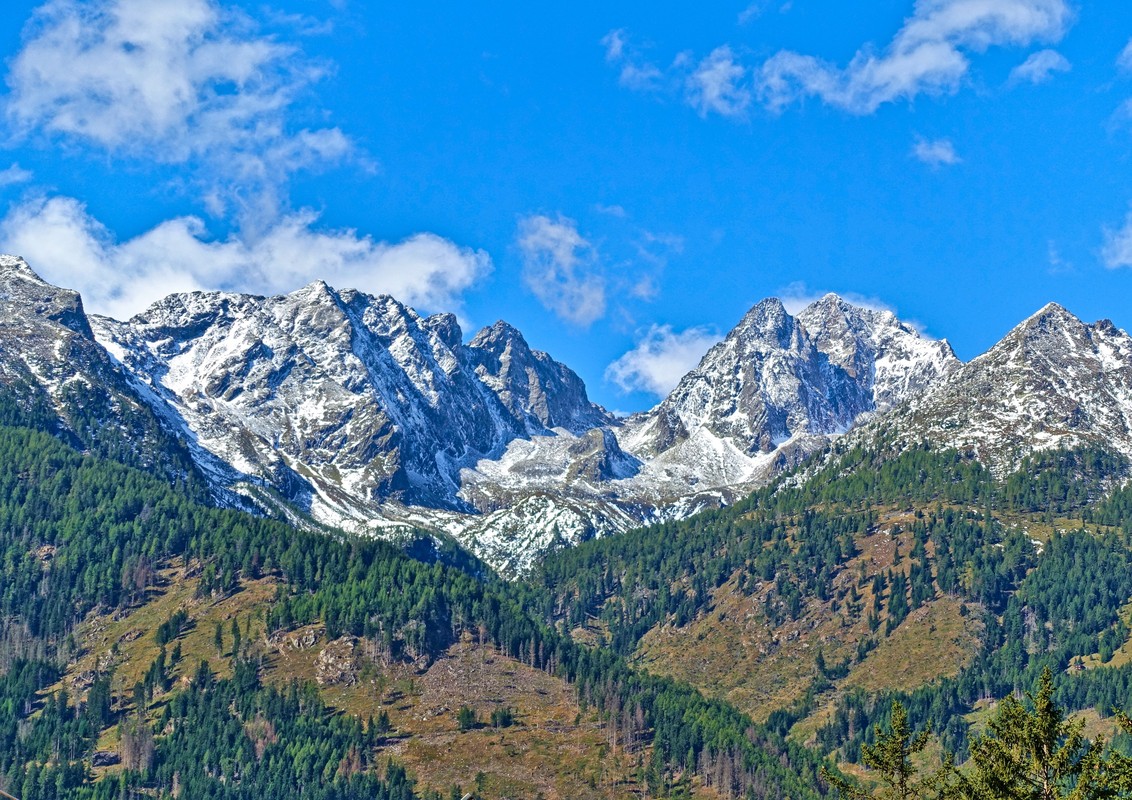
{"left": 796, "top": 294, "right": 959, "bottom": 414}
{"left": 91, "top": 282, "right": 612, "bottom": 514}
{"left": 0, "top": 254, "right": 1020, "bottom": 575}
{"left": 467, "top": 321, "right": 608, "bottom": 435}
{"left": 455, "top": 294, "right": 958, "bottom": 572}
{"left": 0, "top": 255, "right": 202, "bottom": 488}
{"left": 316, "top": 637, "right": 359, "bottom": 687}
{"left": 866, "top": 303, "right": 1132, "bottom": 471}
{"left": 618, "top": 294, "right": 959, "bottom": 464}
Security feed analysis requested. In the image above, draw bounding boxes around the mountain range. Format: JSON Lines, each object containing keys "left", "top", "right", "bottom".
{"left": 3, "top": 253, "right": 1131, "bottom": 574}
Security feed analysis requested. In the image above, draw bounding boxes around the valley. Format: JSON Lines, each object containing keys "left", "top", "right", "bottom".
{"left": 5, "top": 255, "right": 1132, "bottom": 798}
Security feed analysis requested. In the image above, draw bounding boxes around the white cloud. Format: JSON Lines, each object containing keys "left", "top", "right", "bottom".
{"left": 600, "top": 29, "right": 663, "bottom": 91}
{"left": 777, "top": 281, "right": 896, "bottom": 315}
{"left": 1102, "top": 211, "right": 1132, "bottom": 269}
{"left": 912, "top": 136, "right": 962, "bottom": 165}
{"left": 1009, "top": 48, "right": 1070, "bottom": 84}
{"left": 0, "top": 195, "right": 490, "bottom": 319}
{"left": 601, "top": 29, "right": 626, "bottom": 63}
{"left": 594, "top": 203, "right": 627, "bottom": 218}
{"left": 758, "top": 0, "right": 1072, "bottom": 114}
{"left": 1119, "top": 39, "right": 1132, "bottom": 72}
{"left": 0, "top": 163, "right": 34, "bottom": 187}
{"left": 1046, "top": 240, "right": 1074, "bottom": 274}
{"left": 606, "top": 324, "right": 721, "bottom": 397}
{"left": 4, "top": 0, "right": 352, "bottom": 213}
{"left": 687, "top": 46, "right": 751, "bottom": 118}
{"left": 517, "top": 214, "right": 606, "bottom": 327}
{"left": 739, "top": 2, "right": 768, "bottom": 24}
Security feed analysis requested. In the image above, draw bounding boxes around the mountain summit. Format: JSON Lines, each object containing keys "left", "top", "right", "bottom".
{"left": 14, "top": 254, "right": 1102, "bottom": 573}
{"left": 620, "top": 293, "right": 958, "bottom": 465}
{"left": 865, "top": 302, "right": 1132, "bottom": 470}
{"left": 91, "top": 280, "right": 611, "bottom": 520}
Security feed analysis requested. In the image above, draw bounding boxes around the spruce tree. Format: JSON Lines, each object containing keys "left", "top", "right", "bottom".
{"left": 960, "top": 667, "right": 1105, "bottom": 800}
{"left": 822, "top": 701, "right": 931, "bottom": 800}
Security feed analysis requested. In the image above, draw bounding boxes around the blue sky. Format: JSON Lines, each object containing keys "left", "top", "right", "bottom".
{"left": 1, "top": 0, "right": 1131, "bottom": 412}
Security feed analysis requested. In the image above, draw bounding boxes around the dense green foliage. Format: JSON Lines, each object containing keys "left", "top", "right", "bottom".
{"left": 0, "top": 422, "right": 829, "bottom": 799}
{"left": 837, "top": 671, "right": 1132, "bottom": 800}
{"left": 536, "top": 443, "right": 1132, "bottom": 772}
{"left": 6, "top": 380, "right": 1132, "bottom": 800}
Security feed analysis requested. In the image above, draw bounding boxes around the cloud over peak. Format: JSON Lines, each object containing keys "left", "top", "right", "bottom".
{"left": 0, "top": 195, "right": 490, "bottom": 320}
{"left": 517, "top": 214, "right": 606, "bottom": 327}
{"left": 606, "top": 324, "right": 721, "bottom": 398}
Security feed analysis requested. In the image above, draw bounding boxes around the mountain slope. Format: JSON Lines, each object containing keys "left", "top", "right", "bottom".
{"left": 0, "top": 254, "right": 962, "bottom": 573}
{"left": 91, "top": 282, "right": 610, "bottom": 519}
{"left": 0, "top": 255, "right": 204, "bottom": 493}
{"left": 614, "top": 294, "right": 958, "bottom": 484}
{"left": 860, "top": 303, "right": 1132, "bottom": 471}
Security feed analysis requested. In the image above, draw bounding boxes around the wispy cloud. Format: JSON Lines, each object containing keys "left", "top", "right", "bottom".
{"left": 4, "top": 0, "right": 354, "bottom": 219}
{"left": 758, "top": 0, "right": 1073, "bottom": 114}
{"left": 1119, "top": 38, "right": 1132, "bottom": 72}
{"left": 738, "top": 3, "right": 768, "bottom": 24}
{"left": 600, "top": 31, "right": 750, "bottom": 118}
{"left": 1046, "top": 240, "right": 1074, "bottom": 274}
{"left": 0, "top": 195, "right": 490, "bottom": 320}
{"left": 600, "top": 29, "right": 664, "bottom": 91}
{"left": 0, "top": 163, "right": 33, "bottom": 187}
{"left": 517, "top": 214, "right": 606, "bottom": 326}
{"left": 912, "top": 136, "right": 962, "bottom": 166}
{"left": 686, "top": 46, "right": 751, "bottom": 118}
{"left": 1008, "top": 48, "right": 1070, "bottom": 84}
{"left": 1101, "top": 210, "right": 1132, "bottom": 269}
{"left": 594, "top": 203, "right": 627, "bottom": 218}
{"left": 606, "top": 324, "right": 721, "bottom": 397}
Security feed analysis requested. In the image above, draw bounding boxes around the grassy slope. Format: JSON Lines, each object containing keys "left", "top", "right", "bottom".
{"left": 633, "top": 507, "right": 1003, "bottom": 737}
{"left": 54, "top": 564, "right": 721, "bottom": 800}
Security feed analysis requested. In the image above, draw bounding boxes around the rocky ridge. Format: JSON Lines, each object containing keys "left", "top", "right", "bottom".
{"left": 9, "top": 255, "right": 1128, "bottom": 574}
{"left": 853, "top": 302, "right": 1132, "bottom": 471}
{"left": 0, "top": 255, "right": 202, "bottom": 489}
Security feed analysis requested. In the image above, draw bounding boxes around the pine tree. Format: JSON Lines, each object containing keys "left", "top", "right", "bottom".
{"left": 822, "top": 701, "right": 931, "bottom": 800}
{"left": 960, "top": 667, "right": 1106, "bottom": 800}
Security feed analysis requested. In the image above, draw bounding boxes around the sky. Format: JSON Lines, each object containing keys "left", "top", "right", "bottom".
{"left": 1, "top": 0, "right": 1131, "bottom": 413}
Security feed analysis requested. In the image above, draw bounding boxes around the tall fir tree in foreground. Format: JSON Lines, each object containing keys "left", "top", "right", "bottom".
{"left": 830, "top": 668, "right": 1132, "bottom": 800}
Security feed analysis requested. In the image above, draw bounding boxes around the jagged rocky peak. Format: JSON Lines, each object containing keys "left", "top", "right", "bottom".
{"left": 423, "top": 312, "right": 462, "bottom": 350}
{"left": 870, "top": 302, "right": 1132, "bottom": 470}
{"left": 624, "top": 295, "right": 834, "bottom": 459}
{"left": 973, "top": 301, "right": 1122, "bottom": 375}
{"left": 0, "top": 255, "right": 207, "bottom": 486}
{"left": 622, "top": 292, "right": 958, "bottom": 463}
{"left": 796, "top": 293, "right": 959, "bottom": 411}
{"left": 0, "top": 254, "right": 93, "bottom": 338}
{"left": 467, "top": 319, "right": 611, "bottom": 435}
{"left": 92, "top": 276, "right": 615, "bottom": 515}
{"left": 733, "top": 296, "right": 801, "bottom": 349}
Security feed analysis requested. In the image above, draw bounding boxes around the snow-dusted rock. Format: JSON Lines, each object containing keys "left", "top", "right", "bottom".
{"left": 0, "top": 254, "right": 970, "bottom": 574}
{"left": 91, "top": 281, "right": 612, "bottom": 516}
{"left": 864, "top": 303, "right": 1132, "bottom": 471}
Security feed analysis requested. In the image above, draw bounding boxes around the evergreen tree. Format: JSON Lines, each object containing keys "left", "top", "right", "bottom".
{"left": 959, "top": 667, "right": 1106, "bottom": 800}
{"left": 823, "top": 701, "right": 934, "bottom": 800}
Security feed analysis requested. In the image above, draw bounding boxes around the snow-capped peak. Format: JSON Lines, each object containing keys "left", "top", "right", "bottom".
{"left": 868, "top": 303, "right": 1132, "bottom": 471}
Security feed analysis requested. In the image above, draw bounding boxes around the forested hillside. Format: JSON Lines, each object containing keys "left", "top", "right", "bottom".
{"left": 8, "top": 358, "right": 1132, "bottom": 798}
{"left": 0, "top": 417, "right": 828, "bottom": 800}
{"left": 534, "top": 441, "right": 1132, "bottom": 777}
